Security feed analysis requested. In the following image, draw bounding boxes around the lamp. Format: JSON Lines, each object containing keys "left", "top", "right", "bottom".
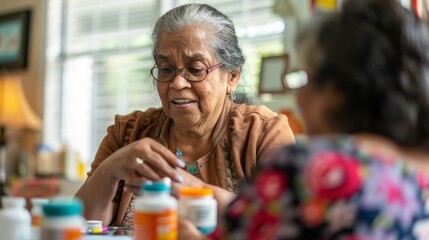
{"left": 0, "top": 75, "right": 42, "bottom": 204}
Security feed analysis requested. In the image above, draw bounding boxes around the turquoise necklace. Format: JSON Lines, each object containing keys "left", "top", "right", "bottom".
{"left": 174, "top": 131, "right": 199, "bottom": 175}
{"left": 176, "top": 148, "right": 199, "bottom": 175}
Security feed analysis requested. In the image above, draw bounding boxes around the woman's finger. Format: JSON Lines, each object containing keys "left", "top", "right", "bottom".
{"left": 170, "top": 181, "right": 184, "bottom": 197}
{"left": 124, "top": 183, "right": 141, "bottom": 195}
{"left": 134, "top": 161, "right": 162, "bottom": 181}
{"left": 138, "top": 152, "right": 184, "bottom": 183}
{"left": 152, "top": 144, "right": 186, "bottom": 169}
{"left": 132, "top": 139, "right": 185, "bottom": 182}
{"left": 135, "top": 138, "right": 185, "bottom": 169}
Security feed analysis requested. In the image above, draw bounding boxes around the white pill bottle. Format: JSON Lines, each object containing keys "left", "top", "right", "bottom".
{"left": 178, "top": 187, "right": 217, "bottom": 235}
{"left": 134, "top": 181, "right": 178, "bottom": 240}
{"left": 41, "top": 198, "right": 85, "bottom": 240}
{"left": 0, "top": 196, "right": 31, "bottom": 240}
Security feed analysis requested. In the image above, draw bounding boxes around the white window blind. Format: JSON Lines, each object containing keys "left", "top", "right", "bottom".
{"left": 44, "top": 0, "right": 285, "bottom": 164}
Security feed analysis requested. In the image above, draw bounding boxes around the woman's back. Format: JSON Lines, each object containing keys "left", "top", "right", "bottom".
{"left": 190, "top": 0, "right": 429, "bottom": 238}
{"left": 220, "top": 135, "right": 429, "bottom": 239}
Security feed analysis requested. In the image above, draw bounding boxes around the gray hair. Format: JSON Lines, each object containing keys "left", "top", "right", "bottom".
{"left": 151, "top": 3, "right": 245, "bottom": 73}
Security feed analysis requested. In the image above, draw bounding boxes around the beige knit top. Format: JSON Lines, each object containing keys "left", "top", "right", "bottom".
{"left": 87, "top": 100, "right": 295, "bottom": 227}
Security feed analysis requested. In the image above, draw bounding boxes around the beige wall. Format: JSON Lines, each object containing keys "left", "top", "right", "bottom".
{"left": 1, "top": 0, "right": 45, "bottom": 119}
{"left": 1, "top": 0, "right": 45, "bottom": 146}
{"left": 1, "top": 0, "right": 45, "bottom": 182}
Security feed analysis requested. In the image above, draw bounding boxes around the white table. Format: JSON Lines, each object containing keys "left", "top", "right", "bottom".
{"left": 84, "top": 235, "right": 133, "bottom": 240}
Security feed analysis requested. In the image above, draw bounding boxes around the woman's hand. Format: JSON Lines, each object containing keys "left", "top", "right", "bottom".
{"left": 170, "top": 168, "right": 206, "bottom": 197}
{"left": 178, "top": 218, "right": 206, "bottom": 240}
{"left": 100, "top": 137, "right": 185, "bottom": 193}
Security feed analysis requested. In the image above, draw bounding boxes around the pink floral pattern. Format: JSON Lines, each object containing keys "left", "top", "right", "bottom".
{"left": 212, "top": 136, "right": 429, "bottom": 240}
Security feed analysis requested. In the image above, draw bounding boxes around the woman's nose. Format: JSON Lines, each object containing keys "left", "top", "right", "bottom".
{"left": 169, "top": 71, "right": 191, "bottom": 89}
{"left": 176, "top": 68, "right": 190, "bottom": 80}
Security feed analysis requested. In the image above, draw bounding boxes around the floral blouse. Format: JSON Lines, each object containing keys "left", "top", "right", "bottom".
{"left": 212, "top": 135, "right": 429, "bottom": 240}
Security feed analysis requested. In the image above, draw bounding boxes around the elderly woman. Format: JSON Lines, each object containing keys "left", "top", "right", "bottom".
{"left": 75, "top": 3, "right": 295, "bottom": 228}
{"left": 179, "top": 0, "right": 429, "bottom": 239}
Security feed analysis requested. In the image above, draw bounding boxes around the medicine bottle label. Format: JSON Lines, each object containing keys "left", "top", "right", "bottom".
{"left": 32, "top": 215, "right": 42, "bottom": 227}
{"left": 188, "top": 205, "right": 216, "bottom": 226}
{"left": 179, "top": 203, "right": 216, "bottom": 235}
{"left": 41, "top": 228, "right": 82, "bottom": 240}
{"left": 134, "top": 210, "right": 177, "bottom": 240}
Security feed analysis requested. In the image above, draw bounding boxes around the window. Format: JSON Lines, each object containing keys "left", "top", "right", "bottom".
{"left": 43, "top": 0, "right": 285, "bottom": 165}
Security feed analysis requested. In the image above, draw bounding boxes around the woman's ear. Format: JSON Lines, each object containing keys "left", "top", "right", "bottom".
{"left": 227, "top": 71, "right": 240, "bottom": 93}
{"left": 320, "top": 82, "right": 346, "bottom": 132}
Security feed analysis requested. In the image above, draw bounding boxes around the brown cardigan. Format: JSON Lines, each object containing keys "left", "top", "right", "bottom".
{"left": 87, "top": 101, "right": 295, "bottom": 226}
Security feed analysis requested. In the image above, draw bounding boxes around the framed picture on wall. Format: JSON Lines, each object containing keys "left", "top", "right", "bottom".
{"left": 258, "top": 54, "right": 289, "bottom": 94}
{"left": 0, "top": 10, "right": 31, "bottom": 70}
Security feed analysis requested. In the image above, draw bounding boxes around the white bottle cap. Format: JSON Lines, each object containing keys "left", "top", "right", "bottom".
{"left": 162, "top": 177, "right": 171, "bottom": 187}
{"left": 86, "top": 220, "right": 103, "bottom": 233}
{"left": 86, "top": 220, "right": 102, "bottom": 228}
{"left": 31, "top": 198, "right": 49, "bottom": 206}
{"left": 2, "top": 197, "right": 25, "bottom": 208}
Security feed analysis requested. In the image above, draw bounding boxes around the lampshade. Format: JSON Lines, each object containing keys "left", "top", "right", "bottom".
{"left": 0, "top": 76, "right": 42, "bottom": 130}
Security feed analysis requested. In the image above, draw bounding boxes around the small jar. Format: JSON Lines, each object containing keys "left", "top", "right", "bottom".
{"left": 178, "top": 187, "right": 217, "bottom": 235}
{"left": 134, "top": 181, "right": 178, "bottom": 240}
{"left": 0, "top": 196, "right": 31, "bottom": 240}
{"left": 41, "top": 198, "right": 85, "bottom": 240}
{"left": 31, "top": 197, "right": 49, "bottom": 240}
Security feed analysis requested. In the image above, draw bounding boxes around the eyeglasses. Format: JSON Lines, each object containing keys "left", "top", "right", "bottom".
{"left": 283, "top": 70, "right": 308, "bottom": 90}
{"left": 151, "top": 63, "right": 223, "bottom": 82}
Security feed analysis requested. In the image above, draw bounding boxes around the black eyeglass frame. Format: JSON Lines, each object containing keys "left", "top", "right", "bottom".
{"left": 150, "top": 63, "right": 223, "bottom": 82}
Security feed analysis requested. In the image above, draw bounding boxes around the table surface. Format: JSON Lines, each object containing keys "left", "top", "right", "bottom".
{"left": 31, "top": 234, "right": 132, "bottom": 240}
{"left": 83, "top": 235, "right": 133, "bottom": 240}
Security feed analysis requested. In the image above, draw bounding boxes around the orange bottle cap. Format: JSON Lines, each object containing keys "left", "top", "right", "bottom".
{"left": 179, "top": 187, "right": 213, "bottom": 197}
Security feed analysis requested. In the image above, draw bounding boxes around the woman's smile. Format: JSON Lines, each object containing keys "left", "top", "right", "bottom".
{"left": 170, "top": 98, "right": 197, "bottom": 108}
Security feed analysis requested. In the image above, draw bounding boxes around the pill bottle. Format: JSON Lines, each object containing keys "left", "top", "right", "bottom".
{"left": 134, "top": 181, "right": 178, "bottom": 240}
{"left": 31, "top": 197, "right": 49, "bottom": 240}
{"left": 41, "top": 198, "right": 85, "bottom": 240}
{"left": 0, "top": 196, "right": 31, "bottom": 240}
{"left": 178, "top": 187, "right": 217, "bottom": 235}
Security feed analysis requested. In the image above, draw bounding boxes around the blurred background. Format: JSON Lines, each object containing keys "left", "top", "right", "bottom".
{"left": 0, "top": 0, "right": 427, "bottom": 197}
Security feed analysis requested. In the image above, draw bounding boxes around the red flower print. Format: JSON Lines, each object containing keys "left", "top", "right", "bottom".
{"left": 227, "top": 196, "right": 251, "bottom": 218}
{"left": 343, "top": 236, "right": 372, "bottom": 240}
{"left": 300, "top": 198, "right": 326, "bottom": 227}
{"left": 417, "top": 171, "right": 429, "bottom": 191}
{"left": 305, "top": 151, "right": 361, "bottom": 200}
{"left": 255, "top": 170, "right": 288, "bottom": 202}
{"left": 247, "top": 211, "right": 281, "bottom": 240}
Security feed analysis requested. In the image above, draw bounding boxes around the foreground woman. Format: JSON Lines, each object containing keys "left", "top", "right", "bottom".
{"left": 75, "top": 3, "right": 295, "bottom": 228}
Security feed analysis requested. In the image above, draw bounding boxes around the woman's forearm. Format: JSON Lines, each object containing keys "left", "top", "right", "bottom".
{"left": 74, "top": 163, "right": 120, "bottom": 226}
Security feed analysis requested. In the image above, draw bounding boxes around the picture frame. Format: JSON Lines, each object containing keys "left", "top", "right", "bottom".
{"left": 0, "top": 10, "right": 31, "bottom": 70}
{"left": 258, "top": 54, "right": 289, "bottom": 94}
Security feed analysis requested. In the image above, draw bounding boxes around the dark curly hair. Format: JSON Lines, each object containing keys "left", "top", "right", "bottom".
{"left": 308, "top": 0, "right": 429, "bottom": 150}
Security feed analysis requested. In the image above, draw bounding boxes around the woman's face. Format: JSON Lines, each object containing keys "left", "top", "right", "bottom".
{"left": 296, "top": 75, "right": 327, "bottom": 135}
{"left": 155, "top": 25, "right": 239, "bottom": 132}
{"left": 294, "top": 36, "right": 345, "bottom": 135}
{"left": 296, "top": 69, "right": 343, "bottom": 135}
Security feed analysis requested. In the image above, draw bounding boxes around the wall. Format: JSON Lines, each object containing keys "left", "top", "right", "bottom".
{"left": 1, "top": 0, "right": 45, "bottom": 180}
{"left": 1, "top": 0, "right": 45, "bottom": 146}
